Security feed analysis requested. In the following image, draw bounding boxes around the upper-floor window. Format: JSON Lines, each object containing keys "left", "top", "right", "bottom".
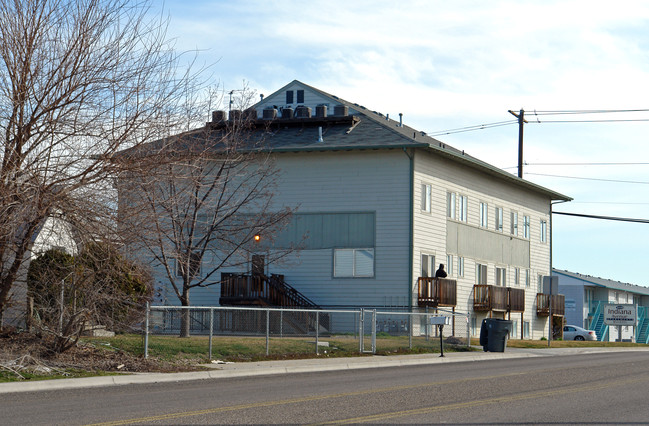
{"left": 514, "top": 267, "right": 520, "bottom": 286}
{"left": 447, "top": 192, "right": 456, "bottom": 219}
{"left": 525, "top": 269, "right": 531, "bottom": 287}
{"left": 540, "top": 220, "right": 547, "bottom": 243}
{"left": 421, "top": 253, "right": 435, "bottom": 277}
{"left": 458, "top": 257, "right": 465, "bottom": 277}
{"left": 523, "top": 215, "right": 530, "bottom": 239}
{"left": 296, "top": 90, "right": 304, "bottom": 103}
{"left": 476, "top": 263, "right": 488, "bottom": 284}
{"left": 176, "top": 251, "right": 201, "bottom": 279}
{"left": 446, "top": 255, "right": 454, "bottom": 277}
{"left": 510, "top": 211, "right": 518, "bottom": 236}
{"left": 286, "top": 90, "right": 294, "bottom": 104}
{"left": 479, "top": 202, "right": 488, "bottom": 228}
{"left": 495, "top": 207, "right": 503, "bottom": 232}
{"left": 496, "top": 267, "right": 506, "bottom": 286}
{"left": 459, "top": 195, "right": 468, "bottom": 222}
{"left": 421, "top": 184, "right": 432, "bottom": 212}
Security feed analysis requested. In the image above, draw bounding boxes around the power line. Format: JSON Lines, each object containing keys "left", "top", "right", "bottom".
{"left": 427, "top": 120, "right": 517, "bottom": 137}
{"left": 554, "top": 211, "right": 649, "bottom": 224}
{"left": 525, "top": 172, "right": 649, "bottom": 185}
{"left": 525, "top": 162, "right": 649, "bottom": 166}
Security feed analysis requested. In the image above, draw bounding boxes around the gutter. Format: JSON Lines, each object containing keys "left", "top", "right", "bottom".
{"left": 403, "top": 147, "right": 415, "bottom": 312}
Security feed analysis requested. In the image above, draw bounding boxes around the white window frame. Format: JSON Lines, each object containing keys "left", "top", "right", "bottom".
{"left": 525, "top": 269, "right": 531, "bottom": 288}
{"left": 479, "top": 202, "right": 488, "bottom": 228}
{"left": 523, "top": 321, "right": 530, "bottom": 339}
{"left": 458, "top": 257, "right": 465, "bottom": 277}
{"left": 334, "top": 248, "right": 374, "bottom": 278}
{"left": 447, "top": 192, "right": 456, "bottom": 219}
{"left": 540, "top": 220, "right": 547, "bottom": 243}
{"left": 421, "top": 253, "right": 435, "bottom": 278}
{"left": 496, "top": 267, "right": 506, "bottom": 286}
{"left": 476, "top": 263, "right": 488, "bottom": 285}
{"left": 459, "top": 195, "right": 468, "bottom": 222}
{"left": 446, "top": 254, "right": 454, "bottom": 277}
{"left": 523, "top": 215, "right": 530, "bottom": 239}
{"left": 421, "top": 184, "right": 432, "bottom": 212}
{"left": 511, "top": 211, "right": 518, "bottom": 236}
{"left": 495, "top": 207, "right": 503, "bottom": 232}
{"left": 514, "top": 267, "right": 520, "bottom": 286}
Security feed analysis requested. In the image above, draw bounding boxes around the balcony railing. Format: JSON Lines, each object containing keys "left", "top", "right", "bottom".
{"left": 536, "top": 293, "right": 565, "bottom": 316}
{"left": 417, "top": 277, "right": 457, "bottom": 308}
{"left": 473, "top": 285, "right": 525, "bottom": 312}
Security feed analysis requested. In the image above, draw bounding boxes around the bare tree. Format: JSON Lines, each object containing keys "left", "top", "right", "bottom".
{"left": 119, "top": 108, "right": 294, "bottom": 337}
{"left": 0, "top": 0, "right": 204, "bottom": 324}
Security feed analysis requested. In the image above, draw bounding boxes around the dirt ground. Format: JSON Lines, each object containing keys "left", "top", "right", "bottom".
{"left": 0, "top": 329, "right": 200, "bottom": 379}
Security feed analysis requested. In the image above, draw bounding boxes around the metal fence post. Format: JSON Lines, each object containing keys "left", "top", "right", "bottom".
{"left": 266, "top": 308, "right": 270, "bottom": 356}
{"left": 208, "top": 308, "right": 214, "bottom": 360}
{"left": 425, "top": 306, "right": 429, "bottom": 341}
{"left": 144, "top": 302, "right": 149, "bottom": 359}
{"left": 315, "top": 311, "right": 319, "bottom": 355}
{"left": 371, "top": 309, "right": 377, "bottom": 354}
{"left": 359, "top": 309, "right": 364, "bottom": 353}
{"left": 409, "top": 313, "right": 412, "bottom": 349}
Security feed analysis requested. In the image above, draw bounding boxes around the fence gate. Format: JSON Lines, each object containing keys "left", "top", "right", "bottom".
{"left": 359, "top": 308, "right": 376, "bottom": 353}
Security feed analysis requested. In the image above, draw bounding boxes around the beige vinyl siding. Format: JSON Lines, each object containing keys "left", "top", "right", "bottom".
{"left": 412, "top": 149, "right": 552, "bottom": 338}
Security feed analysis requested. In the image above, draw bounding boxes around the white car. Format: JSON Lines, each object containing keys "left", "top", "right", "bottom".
{"left": 563, "top": 325, "right": 597, "bottom": 341}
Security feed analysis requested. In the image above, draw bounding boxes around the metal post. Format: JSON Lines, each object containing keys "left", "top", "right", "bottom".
{"left": 425, "top": 306, "right": 429, "bottom": 341}
{"left": 315, "top": 311, "right": 319, "bottom": 355}
{"left": 266, "top": 308, "right": 270, "bottom": 356}
{"left": 144, "top": 302, "right": 149, "bottom": 359}
{"left": 408, "top": 314, "right": 412, "bottom": 349}
{"left": 359, "top": 309, "right": 364, "bottom": 353}
{"left": 208, "top": 308, "right": 214, "bottom": 360}
{"left": 59, "top": 279, "right": 65, "bottom": 334}
{"left": 439, "top": 325, "right": 444, "bottom": 357}
{"left": 371, "top": 309, "right": 377, "bottom": 354}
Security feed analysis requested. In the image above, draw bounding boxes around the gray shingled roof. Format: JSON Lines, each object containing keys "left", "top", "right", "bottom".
{"left": 554, "top": 269, "right": 649, "bottom": 295}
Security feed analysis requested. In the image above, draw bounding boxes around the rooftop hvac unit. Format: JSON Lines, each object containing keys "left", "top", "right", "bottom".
{"left": 243, "top": 108, "right": 257, "bottom": 120}
{"left": 333, "top": 105, "right": 348, "bottom": 116}
{"left": 281, "top": 108, "right": 294, "bottom": 119}
{"left": 316, "top": 105, "right": 327, "bottom": 118}
{"left": 262, "top": 108, "right": 277, "bottom": 119}
{"left": 295, "top": 105, "right": 312, "bottom": 118}
{"left": 229, "top": 109, "right": 242, "bottom": 121}
{"left": 212, "top": 110, "right": 227, "bottom": 123}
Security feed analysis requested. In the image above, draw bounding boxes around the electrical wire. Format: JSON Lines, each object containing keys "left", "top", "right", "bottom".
{"left": 427, "top": 120, "right": 517, "bottom": 137}
{"left": 524, "top": 172, "right": 649, "bottom": 185}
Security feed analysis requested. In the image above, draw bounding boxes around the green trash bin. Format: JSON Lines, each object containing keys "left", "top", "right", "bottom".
{"left": 482, "top": 318, "right": 512, "bottom": 352}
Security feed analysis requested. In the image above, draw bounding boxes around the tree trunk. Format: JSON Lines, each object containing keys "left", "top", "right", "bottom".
{"left": 180, "top": 291, "right": 191, "bottom": 338}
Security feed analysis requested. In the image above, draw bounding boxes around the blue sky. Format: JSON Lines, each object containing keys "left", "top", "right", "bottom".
{"left": 160, "top": 0, "right": 649, "bottom": 286}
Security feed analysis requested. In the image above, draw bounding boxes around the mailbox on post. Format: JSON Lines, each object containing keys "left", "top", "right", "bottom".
{"left": 430, "top": 316, "right": 450, "bottom": 357}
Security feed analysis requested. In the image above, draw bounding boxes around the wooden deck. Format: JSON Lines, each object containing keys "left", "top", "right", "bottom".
{"left": 417, "top": 278, "right": 457, "bottom": 308}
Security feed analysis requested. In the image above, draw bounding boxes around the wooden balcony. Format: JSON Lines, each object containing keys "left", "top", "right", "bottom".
{"left": 473, "top": 285, "right": 525, "bottom": 312}
{"left": 417, "top": 278, "right": 457, "bottom": 308}
{"left": 536, "top": 293, "right": 565, "bottom": 316}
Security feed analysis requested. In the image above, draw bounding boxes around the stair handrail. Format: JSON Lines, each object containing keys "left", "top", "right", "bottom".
{"left": 592, "top": 301, "right": 608, "bottom": 342}
{"left": 266, "top": 274, "right": 321, "bottom": 309}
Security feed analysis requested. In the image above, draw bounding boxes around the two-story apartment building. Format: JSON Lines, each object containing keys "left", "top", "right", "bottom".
{"left": 129, "top": 80, "right": 571, "bottom": 340}
{"left": 556, "top": 269, "right": 649, "bottom": 343}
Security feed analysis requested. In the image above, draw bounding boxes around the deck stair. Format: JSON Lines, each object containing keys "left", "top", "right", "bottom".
{"left": 591, "top": 301, "right": 609, "bottom": 342}
{"left": 636, "top": 307, "right": 649, "bottom": 344}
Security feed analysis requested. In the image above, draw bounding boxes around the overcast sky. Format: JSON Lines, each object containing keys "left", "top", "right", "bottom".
{"left": 161, "top": 0, "right": 649, "bottom": 286}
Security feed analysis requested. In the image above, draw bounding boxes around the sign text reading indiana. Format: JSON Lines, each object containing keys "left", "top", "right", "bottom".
{"left": 603, "top": 304, "right": 637, "bottom": 326}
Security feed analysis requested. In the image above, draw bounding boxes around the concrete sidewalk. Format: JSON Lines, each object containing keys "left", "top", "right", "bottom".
{"left": 1, "top": 346, "right": 647, "bottom": 394}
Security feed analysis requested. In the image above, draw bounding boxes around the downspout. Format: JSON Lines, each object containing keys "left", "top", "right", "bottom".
{"left": 549, "top": 198, "right": 570, "bottom": 345}
{"left": 403, "top": 147, "right": 415, "bottom": 312}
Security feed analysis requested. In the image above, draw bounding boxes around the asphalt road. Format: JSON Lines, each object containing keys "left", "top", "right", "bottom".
{"left": 3, "top": 351, "right": 649, "bottom": 424}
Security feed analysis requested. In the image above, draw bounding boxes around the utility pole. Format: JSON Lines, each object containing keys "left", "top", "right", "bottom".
{"left": 508, "top": 109, "right": 527, "bottom": 178}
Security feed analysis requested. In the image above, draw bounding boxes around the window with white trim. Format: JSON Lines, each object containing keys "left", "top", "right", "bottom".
{"left": 421, "top": 253, "right": 435, "bottom": 277}
{"left": 479, "top": 202, "right": 488, "bottom": 228}
{"left": 458, "top": 257, "right": 465, "bottom": 277}
{"left": 511, "top": 320, "right": 518, "bottom": 338}
{"left": 523, "top": 215, "right": 530, "bottom": 239}
{"left": 540, "top": 220, "right": 547, "bottom": 243}
{"left": 459, "top": 195, "right": 468, "bottom": 222}
{"left": 511, "top": 211, "right": 518, "bottom": 236}
{"left": 176, "top": 251, "right": 202, "bottom": 278}
{"left": 523, "top": 321, "right": 530, "bottom": 339}
{"left": 496, "top": 267, "right": 506, "bottom": 286}
{"left": 514, "top": 267, "right": 520, "bottom": 286}
{"left": 447, "top": 192, "right": 456, "bottom": 219}
{"left": 334, "top": 248, "right": 374, "bottom": 277}
{"left": 525, "top": 269, "right": 530, "bottom": 287}
{"left": 476, "top": 263, "right": 488, "bottom": 285}
{"left": 421, "top": 184, "right": 432, "bottom": 212}
{"left": 495, "top": 207, "right": 503, "bottom": 232}
{"left": 446, "top": 254, "right": 454, "bottom": 277}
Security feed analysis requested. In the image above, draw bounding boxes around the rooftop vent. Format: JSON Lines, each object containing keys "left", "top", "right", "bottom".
{"left": 212, "top": 110, "right": 227, "bottom": 123}
{"left": 398, "top": 113, "right": 403, "bottom": 127}
{"left": 318, "top": 126, "right": 324, "bottom": 143}
{"left": 333, "top": 105, "right": 348, "bottom": 117}
{"left": 295, "top": 105, "right": 312, "bottom": 118}
{"left": 281, "top": 108, "right": 294, "bottom": 119}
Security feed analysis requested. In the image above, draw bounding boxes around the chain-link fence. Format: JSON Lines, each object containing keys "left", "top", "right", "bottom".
{"left": 143, "top": 304, "right": 470, "bottom": 359}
